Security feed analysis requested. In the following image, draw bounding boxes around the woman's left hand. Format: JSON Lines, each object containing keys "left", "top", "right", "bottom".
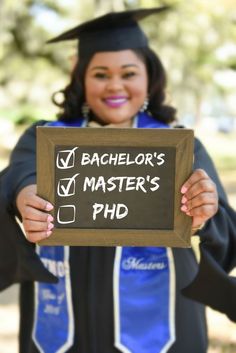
{"left": 180, "top": 169, "right": 218, "bottom": 229}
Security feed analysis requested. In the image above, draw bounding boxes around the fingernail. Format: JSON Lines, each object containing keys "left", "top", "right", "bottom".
{"left": 46, "top": 230, "right": 52, "bottom": 238}
{"left": 181, "top": 196, "right": 187, "bottom": 204}
{"left": 181, "top": 186, "right": 187, "bottom": 194}
{"left": 47, "top": 223, "right": 54, "bottom": 231}
{"left": 181, "top": 205, "right": 188, "bottom": 212}
{"left": 45, "top": 203, "right": 53, "bottom": 211}
{"left": 47, "top": 215, "right": 54, "bottom": 222}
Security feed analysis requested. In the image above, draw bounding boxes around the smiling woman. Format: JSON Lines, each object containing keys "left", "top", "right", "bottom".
{"left": 0, "top": 5, "right": 236, "bottom": 353}
{"left": 84, "top": 50, "right": 148, "bottom": 125}
{"left": 53, "top": 44, "right": 174, "bottom": 126}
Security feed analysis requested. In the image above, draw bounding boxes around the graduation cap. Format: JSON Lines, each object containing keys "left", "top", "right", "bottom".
{"left": 47, "top": 6, "right": 171, "bottom": 57}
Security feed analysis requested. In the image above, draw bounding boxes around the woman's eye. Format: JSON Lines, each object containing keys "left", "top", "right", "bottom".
{"left": 94, "top": 72, "right": 108, "bottom": 79}
{"left": 123, "top": 71, "right": 137, "bottom": 79}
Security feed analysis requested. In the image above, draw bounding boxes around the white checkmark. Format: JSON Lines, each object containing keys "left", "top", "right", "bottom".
{"left": 57, "top": 173, "right": 79, "bottom": 197}
{"left": 56, "top": 147, "right": 78, "bottom": 169}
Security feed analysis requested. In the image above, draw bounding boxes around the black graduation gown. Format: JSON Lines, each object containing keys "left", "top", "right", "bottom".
{"left": 0, "top": 121, "right": 236, "bottom": 353}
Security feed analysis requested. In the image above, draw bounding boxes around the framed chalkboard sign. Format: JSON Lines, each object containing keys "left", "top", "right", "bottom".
{"left": 37, "top": 127, "right": 194, "bottom": 247}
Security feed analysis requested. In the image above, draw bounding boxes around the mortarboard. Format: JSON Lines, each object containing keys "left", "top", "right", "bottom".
{"left": 47, "top": 6, "right": 171, "bottom": 57}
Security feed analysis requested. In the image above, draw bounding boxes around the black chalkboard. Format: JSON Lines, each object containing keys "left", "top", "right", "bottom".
{"left": 37, "top": 127, "right": 193, "bottom": 247}
{"left": 55, "top": 146, "right": 175, "bottom": 230}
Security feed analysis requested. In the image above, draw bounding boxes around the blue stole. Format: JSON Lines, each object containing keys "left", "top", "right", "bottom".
{"left": 33, "top": 246, "right": 74, "bottom": 353}
{"left": 33, "top": 112, "right": 176, "bottom": 353}
{"left": 114, "top": 247, "right": 175, "bottom": 353}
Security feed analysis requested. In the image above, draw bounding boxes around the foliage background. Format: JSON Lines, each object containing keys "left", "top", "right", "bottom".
{"left": 1, "top": 0, "right": 236, "bottom": 126}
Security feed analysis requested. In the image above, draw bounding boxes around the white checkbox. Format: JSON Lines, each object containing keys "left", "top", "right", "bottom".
{"left": 56, "top": 147, "right": 78, "bottom": 169}
{"left": 57, "top": 178, "right": 76, "bottom": 197}
{"left": 57, "top": 205, "right": 76, "bottom": 224}
{"left": 57, "top": 173, "right": 79, "bottom": 197}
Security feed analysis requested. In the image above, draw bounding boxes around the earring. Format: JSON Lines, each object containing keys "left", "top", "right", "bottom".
{"left": 140, "top": 97, "right": 149, "bottom": 113}
{"left": 82, "top": 102, "right": 90, "bottom": 119}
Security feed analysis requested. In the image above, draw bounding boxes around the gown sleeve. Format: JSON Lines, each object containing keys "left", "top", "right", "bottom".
{"left": 0, "top": 121, "right": 58, "bottom": 291}
{"left": 182, "top": 138, "right": 236, "bottom": 322}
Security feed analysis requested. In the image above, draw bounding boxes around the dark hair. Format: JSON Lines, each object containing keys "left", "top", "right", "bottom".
{"left": 53, "top": 47, "right": 177, "bottom": 124}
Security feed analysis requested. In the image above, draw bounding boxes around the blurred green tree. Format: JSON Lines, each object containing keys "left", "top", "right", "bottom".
{"left": 0, "top": 0, "right": 73, "bottom": 122}
{"left": 142, "top": 0, "right": 236, "bottom": 124}
{"left": 0, "top": 0, "right": 235, "bottom": 125}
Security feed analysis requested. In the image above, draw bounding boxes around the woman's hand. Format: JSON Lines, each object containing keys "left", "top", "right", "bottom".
{"left": 180, "top": 169, "right": 218, "bottom": 230}
{"left": 16, "top": 184, "right": 54, "bottom": 243}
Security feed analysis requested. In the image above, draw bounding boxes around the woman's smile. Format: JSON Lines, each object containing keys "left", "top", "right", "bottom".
{"left": 103, "top": 95, "right": 129, "bottom": 108}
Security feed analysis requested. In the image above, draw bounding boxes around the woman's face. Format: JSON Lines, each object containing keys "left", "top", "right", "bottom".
{"left": 84, "top": 50, "right": 148, "bottom": 125}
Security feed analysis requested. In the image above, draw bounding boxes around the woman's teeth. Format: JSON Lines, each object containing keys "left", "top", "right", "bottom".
{"left": 104, "top": 97, "right": 128, "bottom": 107}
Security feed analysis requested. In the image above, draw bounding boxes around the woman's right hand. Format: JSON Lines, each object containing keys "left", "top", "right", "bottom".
{"left": 16, "top": 184, "right": 54, "bottom": 243}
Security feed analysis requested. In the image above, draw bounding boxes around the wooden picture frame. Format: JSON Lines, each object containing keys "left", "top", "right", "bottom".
{"left": 37, "top": 127, "right": 194, "bottom": 247}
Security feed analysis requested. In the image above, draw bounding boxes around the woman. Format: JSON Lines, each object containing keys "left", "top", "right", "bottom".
{"left": 0, "top": 7, "right": 236, "bottom": 353}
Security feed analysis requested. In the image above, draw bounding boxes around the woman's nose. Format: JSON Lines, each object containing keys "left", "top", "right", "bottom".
{"left": 106, "top": 76, "right": 124, "bottom": 92}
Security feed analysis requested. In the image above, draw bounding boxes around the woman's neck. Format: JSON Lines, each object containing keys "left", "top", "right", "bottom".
{"left": 88, "top": 116, "right": 134, "bottom": 128}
